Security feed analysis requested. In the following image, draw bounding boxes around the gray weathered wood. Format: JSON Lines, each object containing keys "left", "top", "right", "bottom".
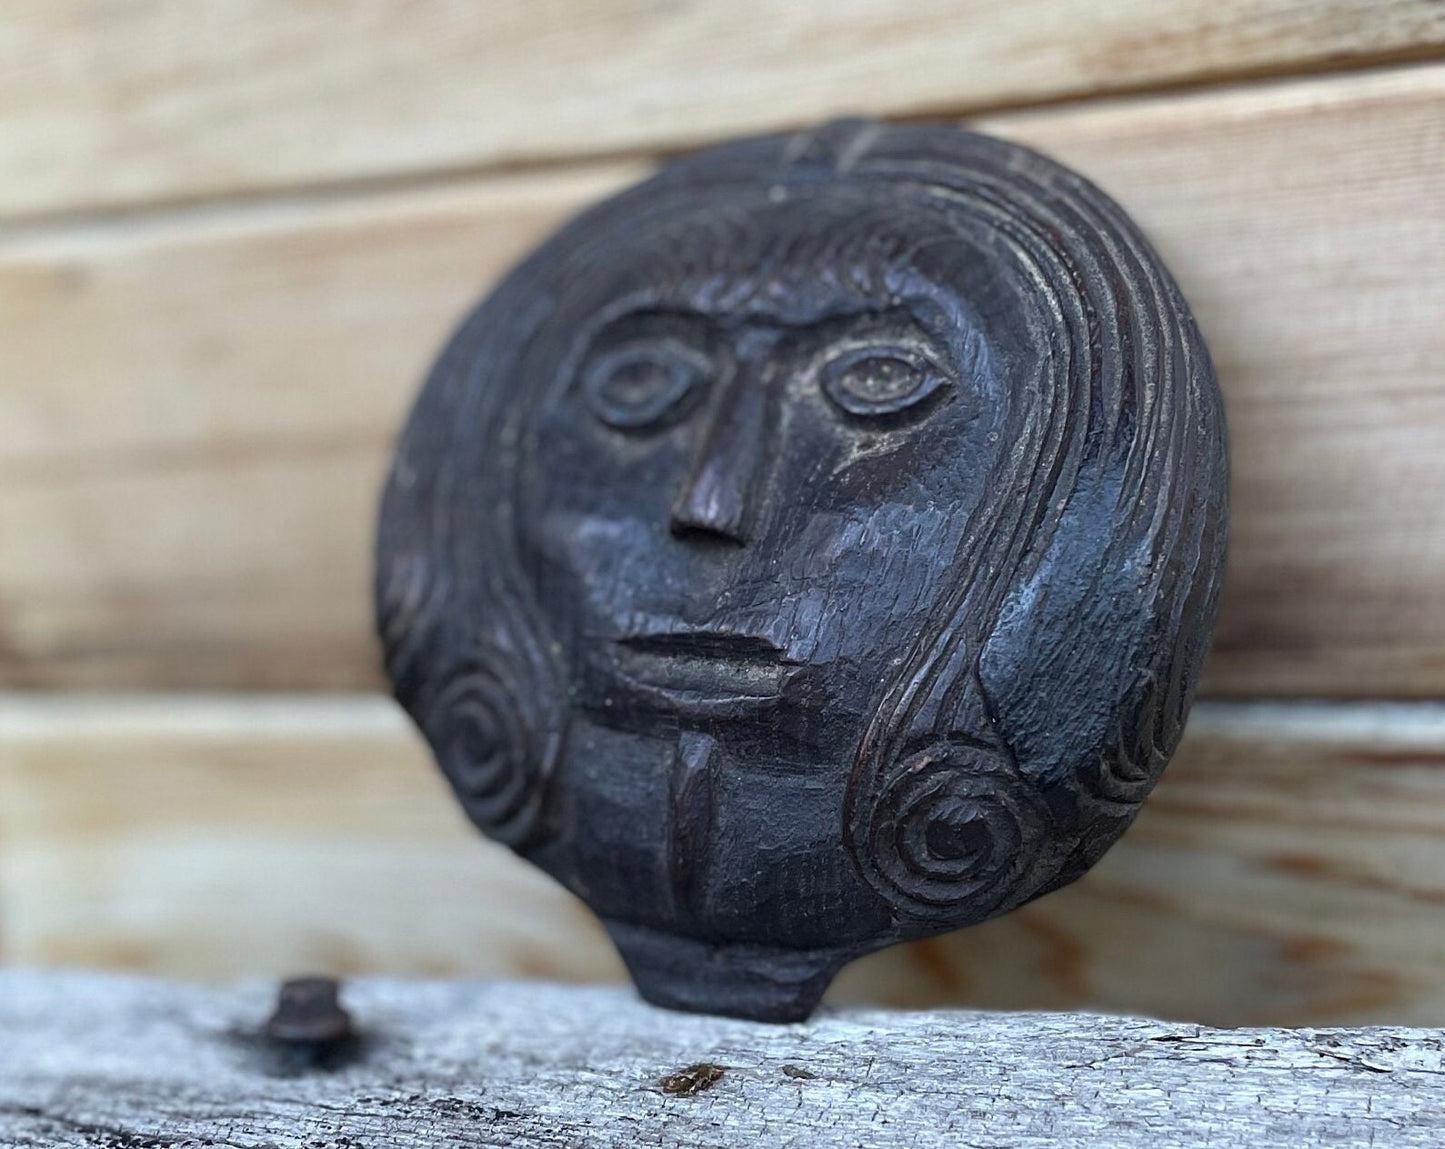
{"left": 2, "top": 971, "right": 1442, "bottom": 1147}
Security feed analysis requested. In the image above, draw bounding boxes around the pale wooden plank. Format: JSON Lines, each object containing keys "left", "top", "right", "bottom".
{"left": 4, "top": 973, "right": 1443, "bottom": 1149}
{"left": 0, "top": 694, "right": 625, "bottom": 982}
{"left": 3, "top": 0, "right": 1444, "bottom": 220}
{"left": 5, "top": 695, "right": 1445, "bottom": 1027}
{"left": 2, "top": 68, "right": 1443, "bottom": 694}
{"left": 0, "top": 167, "right": 647, "bottom": 690}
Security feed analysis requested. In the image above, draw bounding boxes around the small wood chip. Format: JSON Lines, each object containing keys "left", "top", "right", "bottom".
{"left": 659, "top": 1062, "right": 727, "bottom": 1096}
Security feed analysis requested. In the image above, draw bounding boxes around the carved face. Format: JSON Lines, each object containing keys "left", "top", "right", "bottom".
{"left": 518, "top": 189, "right": 1029, "bottom": 753}
{"left": 378, "top": 123, "right": 1228, "bottom": 1022}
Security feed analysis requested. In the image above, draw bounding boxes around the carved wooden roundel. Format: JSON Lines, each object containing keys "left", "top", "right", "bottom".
{"left": 376, "top": 119, "right": 1229, "bottom": 1022}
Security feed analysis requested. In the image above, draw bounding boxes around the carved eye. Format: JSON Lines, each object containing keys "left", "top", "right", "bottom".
{"left": 582, "top": 341, "right": 711, "bottom": 430}
{"left": 820, "top": 346, "right": 948, "bottom": 419}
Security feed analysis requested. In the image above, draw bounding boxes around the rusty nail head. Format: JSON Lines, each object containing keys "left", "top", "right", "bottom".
{"left": 265, "top": 976, "right": 353, "bottom": 1044}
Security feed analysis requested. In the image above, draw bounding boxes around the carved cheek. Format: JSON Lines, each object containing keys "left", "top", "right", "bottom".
{"left": 751, "top": 502, "right": 964, "bottom": 664}
{"left": 526, "top": 510, "right": 660, "bottom": 613}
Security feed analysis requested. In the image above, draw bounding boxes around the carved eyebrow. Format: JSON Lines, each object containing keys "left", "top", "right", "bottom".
{"left": 582, "top": 308, "right": 722, "bottom": 350}
{"left": 575, "top": 303, "right": 958, "bottom": 376}
{"left": 799, "top": 306, "right": 953, "bottom": 357}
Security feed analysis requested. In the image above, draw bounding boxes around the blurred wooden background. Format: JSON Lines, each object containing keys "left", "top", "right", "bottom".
{"left": 2, "top": 1, "right": 1444, "bottom": 1026}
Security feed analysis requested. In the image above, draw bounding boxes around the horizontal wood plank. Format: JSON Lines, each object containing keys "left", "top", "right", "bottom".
{"left": 3, "top": 1, "right": 1443, "bottom": 220}
{"left": 2, "top": 67, "right": 1444, "bottom": 694}
{"left": 4, "top": 972, "right": 1444, "bottom": 1149}
{"left": 5, "top": 695, "right": 1445, "bottom": 1027}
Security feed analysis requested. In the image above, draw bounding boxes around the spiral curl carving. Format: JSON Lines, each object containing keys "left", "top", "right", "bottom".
{"left": 852, "top": 741, "right": 1048, "bottom": 923}
{"left": 424, "top": 658, "right": 545, "bottom": 847}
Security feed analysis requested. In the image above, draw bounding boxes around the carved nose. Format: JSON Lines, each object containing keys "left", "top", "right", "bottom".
{"left": 670, "top": 380, "right": 769, "bottom": 545}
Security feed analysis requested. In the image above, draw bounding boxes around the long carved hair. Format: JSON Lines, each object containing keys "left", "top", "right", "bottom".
{"left": 376, "top": 123, "right": 1228, "bottom": 904}
{"left": 814, "top": 124, "right": 1229, "bottom": 925}
{"left": 375, "top": 252, "right": 568, "bottom": 849}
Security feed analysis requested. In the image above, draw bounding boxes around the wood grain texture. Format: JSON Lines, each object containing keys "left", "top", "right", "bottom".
{"left": 0, "top": 166, "right": 647, "bottom": 690}
{"left": 5, "top": 695, "right": 1445, "bottom": 1028}
{"left": 3, "top": 972, "right": 1444, "bottom": 1149}
{"left": 2, "top": 67, "right": 1444, "bottom": 695}
{"left": 3, "top": 1, "right": 1444, "bottom": 220}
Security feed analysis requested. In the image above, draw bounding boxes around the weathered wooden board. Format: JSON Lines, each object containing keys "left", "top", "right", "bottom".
{"left": 5, "top": 695, "right": 1445, "bottom": 1027}
{"left": 3, "top": 1, "right": 1443, "bottom": 220}
{"left": 2, "top": 67, "right": 1444, "bottom": 694}
{"left": 3, "top": 972, "right": 1443, "bottom": 1149}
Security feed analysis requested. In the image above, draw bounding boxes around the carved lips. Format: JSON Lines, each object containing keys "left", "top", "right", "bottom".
{"left": 612, "top": 630, "right": 800, "bottom": 705}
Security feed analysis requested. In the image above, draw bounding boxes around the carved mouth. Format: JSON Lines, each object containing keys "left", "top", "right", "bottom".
{"left": 612, "top": 630, "right": 798, "bottom": 701}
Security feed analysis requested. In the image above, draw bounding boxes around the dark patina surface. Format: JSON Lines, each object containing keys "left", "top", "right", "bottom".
{"left": 376, "top": 120, "right": 1228, "bottom": 1022}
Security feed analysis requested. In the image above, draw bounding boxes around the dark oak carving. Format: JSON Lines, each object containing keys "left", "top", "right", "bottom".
{"left": 376, "top": 120, "right": 1229, "bottom": 1022}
